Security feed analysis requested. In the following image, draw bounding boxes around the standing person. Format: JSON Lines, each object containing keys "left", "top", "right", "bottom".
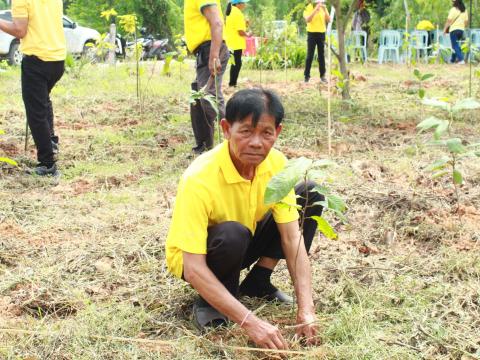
{"left": 444, "top": 0, "right": 469, "bottom": 64}
{"left": 166, "top": 89, "right": 323, "bottom": 349}
{"left": 303, "top": 0, "right": 331, "bottom": 83}
{"left": 185, "top": 0, "right": 230, "bottom": 155}
{"left": 0, "top": 0, "right": 66, "bottom": 176}
{"left": 225, "top": 0, "right": 250, "bottom": 88}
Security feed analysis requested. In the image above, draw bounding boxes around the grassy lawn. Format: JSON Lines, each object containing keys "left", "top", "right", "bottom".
{"left": 1, "top": 59, "right": 480, "bottom": 359}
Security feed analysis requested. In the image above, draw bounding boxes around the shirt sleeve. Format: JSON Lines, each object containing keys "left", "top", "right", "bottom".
{"left": 168, "top": 177, "right": 211, "bottom": 255}
{"left": 303, "top": 6, "right": 311, "bottom": 19}
{"left": 199, "top": 0, "right": 217, "bottom": 12}
{"left": 12, "top": 0, "right": 29, "bottom": 18}
{"left": 236, "top": 12, "right": 246, "bottom": 32}
{"left": 272, "top": 188, "right": 300, "bottom": 224}
{"left": 448, "top": 8, "right": 458, "bottom": 20}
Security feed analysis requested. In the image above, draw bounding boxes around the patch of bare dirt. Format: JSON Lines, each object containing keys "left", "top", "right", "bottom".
{"left": 0, "top": 140, "right": 20, "bottom": 157}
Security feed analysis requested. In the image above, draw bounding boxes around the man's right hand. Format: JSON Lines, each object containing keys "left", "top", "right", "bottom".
{"left": 243, "top": 315, "right": 289, "bottom": 350}
{"left": 208, "top": 53, "right": 222, "bottom": 75}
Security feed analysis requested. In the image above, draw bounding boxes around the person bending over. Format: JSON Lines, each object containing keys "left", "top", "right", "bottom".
{"left": 166, "top": 88, "right": 324, "bottom": 350}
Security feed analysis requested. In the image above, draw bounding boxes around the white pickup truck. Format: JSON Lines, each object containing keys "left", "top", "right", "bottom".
{"left": 0, "top": 10, "right": 100, "bottom": 65}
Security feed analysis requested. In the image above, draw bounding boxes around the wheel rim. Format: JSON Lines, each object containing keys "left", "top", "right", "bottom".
{"left": 14, "top": 49, "right": 23, "bottom": 65}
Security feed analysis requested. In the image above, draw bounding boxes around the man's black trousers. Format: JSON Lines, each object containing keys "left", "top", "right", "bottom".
{"left": 21, "top": 55, "right": 65, "bottom": 167}
{"left": 200, "top": 181, "right": 324, "bottom": 297}
{"left": 304, "top": 32, "right": 326, "bottom": 79}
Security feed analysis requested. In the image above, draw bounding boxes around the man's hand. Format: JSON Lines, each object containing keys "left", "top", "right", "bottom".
{"left": 208, "top": 54, "right": 222, "bottom": 75}
{"left": 296, "top": 310, "right": 319, "bottom": 345}
{"left": 243, "top": 315, "right": 289, "bottom": 350}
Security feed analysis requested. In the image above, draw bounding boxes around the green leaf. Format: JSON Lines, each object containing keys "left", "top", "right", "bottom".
{"left": 422, "top": 98, "right": 450, "bottom": 110}
{"left": 327, "top": 194, "right": 347, "bottom": 213}
{"left": 427, "top": 157, "right": 449, "bottom": 172}
{"left": 307, "top": 169, "right": 326, "bottom": 181}
{"left": 0, "top": 157, "right": 18, "bottom": 166}
{"left": 0, "top": 129, "right": 5, "bottom": 135}
{"left": 421, "top": 73, "right": 434, "bottom": 81}
{"left": 453, "top": 169, "right": 463, "bottom": 185}
{"left": 452, "top": 98, "right": 480, "bottom": 112}
{"left": 432, "top": 170, "right": 449, "bottom": 179}
{"left": 413, "top": 69, "right": 421, "bottom": 79}
{"left": 311, "top": 216, "right": 337, "bottom": 240}
{"left": 433, "top": 120, "right": 449, "bottom": 140}
{"left": 417, "top": 116, "right": 443, "bottom": 132}
{"left": 446, "top": 138, "right": 466, "bottom": 154}
{"left": 264, "top": 157, "right": 313, "bottom": 205}
{"left": 418, "top": 88, "right": 426, "bottom": 99}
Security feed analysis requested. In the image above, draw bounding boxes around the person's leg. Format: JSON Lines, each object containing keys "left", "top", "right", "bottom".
{"left": 318, "top": 33, "right": 326, "bottom": 78}
{"left": 46, "top": 61, "right": 65, "bottom": 147}
{"left": 455, "top": 30, "right": 465, "bottom": 62}
{"left": 21, "top": 56, "right": 55, "bottom": 168}
{"left": 192, "top": 45, "right": 215, "bottom": 151}
{"left": 229, "top": 49, "right": 242, "bottom": 87}
{"left": 304, "top": 32, "right": 316, "bottom": 81}
{"left": 204, "top": 221, "right": 252, "bottom": 298}
{"left": 450, "top": 31, "right": 461, "bottom": 63}
{"left": 200, "top": 43, "right": 229, "bottom": 149}
{"left": 240, "top": 181, "right": 324, "bottom": 297}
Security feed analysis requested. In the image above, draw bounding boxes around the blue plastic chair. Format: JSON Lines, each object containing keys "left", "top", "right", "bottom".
{"left": 409, "top": 30, "right": 431, "bottom": 62}
{"left": 329, "top": 30, "right": 349, "bottom": 63}
{"left": 468, "top": 29, "right": 480, "bottom": 62}
{"left": 431, "top": 30, "right": 452, "bottom": 63}
{"left": 378, "top": 30, "right": 401, "bottom": 64}
{"left": 349, "top": 30, "right": 368, "bottom": 62}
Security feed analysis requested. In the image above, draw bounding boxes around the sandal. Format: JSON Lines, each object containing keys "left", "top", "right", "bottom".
{"left": 192, "top": 297, "right": 228, "bottom": 331}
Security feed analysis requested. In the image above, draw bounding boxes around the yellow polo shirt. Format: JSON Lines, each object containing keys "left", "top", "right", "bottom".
{"left": 304, "top": 3, "right": 326, "bottom": 33}
{"left": 166, "top": 141, "right": 299, "bottom": 278}
{"left": 226, "top": 6, "right": 247, "bottom": 51}
{"left": 12, "top": 0, "right": 66, "bottom": 61}
{"left": 448, "top": 7, "right": 468, "bottom": 32}
{"left": 184, "top": 0, "right": 224, "bottom": 53}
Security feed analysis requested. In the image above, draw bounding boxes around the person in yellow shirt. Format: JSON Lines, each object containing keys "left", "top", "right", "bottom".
{"left": 443, "top": 0, "right": 469, "bottom": 64}
{"left": 303, "top": 0, "right": 330, "bottom": 83}
{"left": 185, "top": 0, "right": 230, "bottom": 154}
{"left": 225, "top": 0, "right": 250, "bottom": 87}
{"left": 166, "top": 88, "right": 324, "bottom": 350}
{"left": 0, "top": 0, "right": 66, "bottom": 176}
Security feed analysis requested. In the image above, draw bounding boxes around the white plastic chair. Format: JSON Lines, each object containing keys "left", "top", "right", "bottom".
{"left": 378, "top": 30, "right": 401, "bottom": 64}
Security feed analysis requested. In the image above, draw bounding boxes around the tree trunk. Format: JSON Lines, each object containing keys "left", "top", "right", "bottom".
{"left": 334, "top": 3, "right": 350, "bottom": 100}
{"left": 108, "top": 23, "right": 117, "bottom": 66}
{"left": 331, "top": 0, "right": 358, "bottom": 100}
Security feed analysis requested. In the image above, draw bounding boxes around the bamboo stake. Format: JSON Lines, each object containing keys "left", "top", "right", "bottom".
{"left": 327, "top": 32, "right": 332, "bottom": 156}
{"left": 0, "top": 328, "right": 326, "bottom": 356}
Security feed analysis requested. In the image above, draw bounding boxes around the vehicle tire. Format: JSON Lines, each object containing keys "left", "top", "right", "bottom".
{"left": 82, "top": 40, "right": 98, "bottom": 63}
{"left": 7, "top": 41, "right": 22, "bottom": 66}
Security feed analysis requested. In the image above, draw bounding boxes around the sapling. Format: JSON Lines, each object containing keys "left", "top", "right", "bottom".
{"left": 417, "top": 97, "right": 480, "bottom": 209}
{"left": 265, "top": 157, "right": 347, "bottom": 243}
{"left": 264, "top": 157, "right": 346, "bottom": 307}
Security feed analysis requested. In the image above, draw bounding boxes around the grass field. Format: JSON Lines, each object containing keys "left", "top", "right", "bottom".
{"left": 1, "top": 59, "right": 480, "bottom": 359}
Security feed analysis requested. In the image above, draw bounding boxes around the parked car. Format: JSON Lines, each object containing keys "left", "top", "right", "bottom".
{"left": 0, "top": 10, "right": 100, "bottom": 66}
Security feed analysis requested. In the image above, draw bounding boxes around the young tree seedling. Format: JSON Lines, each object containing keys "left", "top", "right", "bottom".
{"left": 417, "top": 97, "right": 480, "bottom": 210}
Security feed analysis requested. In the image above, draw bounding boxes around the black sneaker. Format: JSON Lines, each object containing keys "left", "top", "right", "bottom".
{"left": 320, "top": 76, "right": 328, "bottom": 84}
{"left": 27, "top": 163, "right": 60, "bottom": 177}
{"left": 304, "top": 77, "right": 310, "bottom": 83}
{"left": 192, "top": 145, "right": 207, "bottom": 155}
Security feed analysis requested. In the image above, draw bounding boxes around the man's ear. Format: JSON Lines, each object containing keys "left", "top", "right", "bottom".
{"left": 220, "top": 119, "right": 231, "bottom": 139}
{"left": 275, "top": 124, "right": 283, "bottom": 138}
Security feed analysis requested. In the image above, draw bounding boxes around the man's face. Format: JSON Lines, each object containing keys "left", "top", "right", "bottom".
{"left": 221, "top": 114, "right": 282, "bottom": 168}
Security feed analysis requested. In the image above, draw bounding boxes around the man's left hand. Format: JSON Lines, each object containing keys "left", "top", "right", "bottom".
{"left": 296, "top": 310, "right": 319, "bottom": 345}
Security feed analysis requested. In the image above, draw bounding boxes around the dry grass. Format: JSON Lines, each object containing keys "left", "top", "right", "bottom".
{"left": 1, "top": 60, "right": 480, "bottom": 359}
